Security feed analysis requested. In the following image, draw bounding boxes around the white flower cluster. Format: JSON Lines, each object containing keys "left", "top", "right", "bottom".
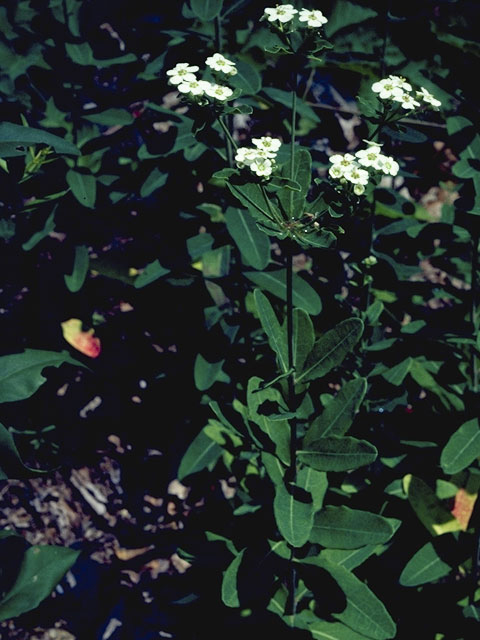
{"left": 328, "top": 142, "right": 400, "bottom": 195}
{"left": 263, "top": 5, "right": 328, "bottom": 27}
{"left": 166, "top": 54, "right": 238, "bottom": 102}
{"left": 235, "top": 136, "right": 282, "bottom": 178}
{"left": 372, "top": 75, "right": 441, "bottom": 110}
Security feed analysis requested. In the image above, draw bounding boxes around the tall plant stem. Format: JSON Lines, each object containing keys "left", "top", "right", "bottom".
{"left": 217, "top": 115, "right": 235, "bottom": 168}
{"left": 471, "top": 228, "right": 479, "bottom": 393}
{"left": 285, "top": 76, "right": 298, "bottom": 622}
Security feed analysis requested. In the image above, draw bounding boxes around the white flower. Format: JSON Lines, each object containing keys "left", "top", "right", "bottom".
{"left": 264, "top": 4, "right": 298, "bottom": 23}
{"left": 344, "top": 166, "right": 369, "bottom": 186}
{"left": 252, "top": 136, "right": 282, "bottom": 157}
{"left": 371, "top": 78, "right": 403, "bottom": 100}
{"left": 250, "top": 157, "right": 273, "bottom": 177}
{"left": 203, "top": 83, "right": 234, "bottom": 101}
{"left": 388, "top": 75, "right": 412, "bottom": 92}
{"left": 298, "top": 8, "right": 328, "bottom": 27}
{"left": 378, "top": 155, "right": 400, "bottom": 176}
{"left": 329, "top": 164, "right": 344, "bottom": 179}
{"left": 416, "top": 87, "right": 441, "bottom": 108}
{"left": 392, "top": 92, "right": 420, "bottom": 110}
{"left": 355, "top": 144, "right": 383, "bottom": 170}
{"left": 235, "top": 147, "right": 257, "bottom": 167}
{"left": 166, "top": 63, "right": 199, "bottom": 85}
{"left": 329, "top": 153, "right": 356, "bottom": 176}
{"left": 205, "top": 53, "right": 237, "bottom": 76}
{"left": 354, "top": 184, "right": 365, "bottom": 196}
{"left": 177, "top": 78, "right": 205, "bottom": 96}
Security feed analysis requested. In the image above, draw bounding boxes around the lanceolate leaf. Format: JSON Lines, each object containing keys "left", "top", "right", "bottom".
{"left": 66, "top": 170, "right": 96, "bottom": 208}
{"left": 245, "top": 269, "right": 322, "bottom": 315}
{"left": 229, "top": 60, "right": 261, "bottom": 95}
{"left": 273, "top": 482, "right": 314, "bottom": 547}
{"left": 297, "top": 466, "right": 327, "bottom": 511}
{"left": 296, "top": 319, "right": 364, "bottom": 384}
{"left": 194, "top": 354, "right": 225, "bottom": 391}
{"left": 254, "top": 289, "right": 288, "bottom": 372}
{"left": 177, "top": 429, "right": 222, "bottom": 481}
{"left": 140, "top": 167, "right": 167, "bottom": 198}
{"left": 403, "top": 474, "right": 461, "bottom": 535}
{"left": 303, "top": 558, "right": 396, "bottom": 640}
{"left": 440, "top": 418, "right": 480, "bottom": 475}
{"left": 190, "top": 0, "right": 223, "bottom": 21}
{"left": 298, "top": 437, "right": 378, "bottom": 472}
{"left": 225, "top": 208, "right": 270, "bottom": 270}
{"left": 134, "top": 259, "right": 170, "bottom": 288}
{"left": 0, "top": 350, "right": 83, "bottom": 403}
{"left": 278, "top": 148, "right": 312, "bottom": 218}
{"left": 399, "top": 542, "right": 451, "bottom": 587}
{"left": 309, "top": 620, "right": 373, "bottom": 640}
{"left": 0, "top": 423, "right": 47, "bottom": 481}
{"left": 221, "top": 549, "right": 245, "bottom": 608}
{"left": 64, "top": 245, "right": 89, "bottom": 293}
{"left": 291, "top": 308, "right": 315, "bottom": 373}
{"left": 304, "top": 378, "right": 367, "bottom": 445}
{"left": 247, "top": 377, "right": 290, "bottom": 464}
{"left": 0, "top": 122, "right": 79, "bottom": 156}
{"left": 310, "top": 506, "right": 395, "bottom": 549}
{"left": 0, "top": 544, "right": 81, "bottom": 622}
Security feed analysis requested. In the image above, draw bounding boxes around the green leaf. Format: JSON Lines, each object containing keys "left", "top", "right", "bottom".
{"left": 194, "top": 354, "right": 225, "bottom": 391}
{"left": 66, "top": 170, "right": 96, "bottom": 208}
{"left": 254, "top": 289, "right": 288, "bottom": 372}
{"left": 22, "top": 211, "right": 56, "bottom": 251}
{"left": 0, "top": 122, "right": 79, "bottom": 157}
{"left": 297, "top": 466, "right": 327, "bottom": 511}
{"left": 320, "top": 546, "right": 379, "bottom": 572}
{"left": 273, "top": 481, "right": 314, "bottom": 547}
{"left": 82, "top": 108, "right": 134, "bottom": 126}
{"left": 403, "top": 474, "right": 461, "bottom": 536}
{"left": 190, "top": 0, "right": 223, "bottom": 21}
{"left": 245, "top": 269, "right": 322, "bottom": 315}
{"left": 262, "top": 451, "right": 285, "bottom": 485}
{"left": 298, "top": 437, "right": 377, "bottom": 472}
{"left": 224, "top": 207, "right": 270, "bottom": 270}
{"left": 0, "top": 423, "right": 47, "bottom": 481}
{"left": 399, "top": 542, "right": 451, "bottom": 587}
{"left": 247, "top": 377, "right": 290, "bottom": 464}
{"left": 177, "top": 429, "right": 223, "bottom": 480}
{"left": 262, "top": 87, "right": 320, "bottom": 123}
{"left": 309, "top": 620, "right": 373, "bottom": 640}
{"left": 0, "top": 350, "right": 83, "bottom": 404}
{"left": 325, "top": 0, "right": 377, "bottom": 37}
{"left": 310, "top": 506, "right": 395, "bottom": 549}
{"left": 278, "top": 148, "right": 312, "bottom": 217}
{"left": 227, "top": 182, "right": 282, "bottom": 223}
{"left": 64, "top": 245, "right": 89, "bottom": 293}
{"left": 291, "top": 308, "right": 315, "bottom": 374}
{"left": 381, "top": 358, "right": 413, "bottom": 386}
{"left": 0, "top": 544, "right": 81, "bottom": 622}
{"left": 140, "top": 167, "right": 168, "bottom": 198}
{"left": 134, "top": 259, "right": 170, "bottom": 288}
{"left": 305, "top": 558, "right": 396, "bottom": 640}
{"left": 440, "top": 418, "right": 480, "bottom": 475}
{"left": 221, "top": 548, "right": 245, "bottom": 607}
{"left": 296, "top": 319, "right": 364, "bottom": 384}
{"left": 304, "top": 378, "right": 367, "bottom": 446}
{"left": 187, "top": 233, "right": 214, "bottom": 261}
{"left": 229, "top": 59, "right": 261, "bottom": 95}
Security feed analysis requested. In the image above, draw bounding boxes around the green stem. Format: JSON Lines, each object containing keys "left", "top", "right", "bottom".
{"left": 289, "top": 75, "right": 297, "bottom": 218}
{"left": 472, "top": 229, "right": 479, "bottom": 393}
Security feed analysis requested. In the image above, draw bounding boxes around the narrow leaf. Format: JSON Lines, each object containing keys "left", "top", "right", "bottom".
{"left": 191, "top": 0, "right": 223, "bottom": 21}
{"left": 304, "top": 378, "right": 367, "bottom": 446}
{"left": 245, "top": 269, "right": 322, "bottom": 315}
{"left": 140, "top": 167, "right": 167, "bottom": 198}
{"left": 0, "top": 122, "right": 79, "bottom": 156}
{"left": 296, "top": 319, "right": 364, "bottom": 384}
{"left": 0, "top": 545, "right": 81, "bottom": 622}
{"left": 440, "top": 418, "right": 480, "bottom": 475}
{"left": 310, "top": 506, "right": 395, "bottom": 549}
{"left": 64, "top": 245, "right": 89, "bottom": 293}
{"left": 399, "top": 542, "right": 451, "bottom": 587}
{"left": 298, "top": 436, "right": 377, "bottom": 472}
{"left": 134, "top": 259, "right": 170, "bottom": 288}
{"left": 177, "top": 429, "right": 222, "bottom": 481}
{"left": 221, "top": 549, "right": 245, "bottom": 607}
{"left": 224, "top": 207, "right": 270, "bottom": 270}
{"left": 273, "top": 482, "right": 313, "bottom": 547}
{"left": 254, "top": 289, "right": 288, "bottom": 372}
{"left": 66, "top": 170, "right": 96, "bottom": 208}
{"left": 0, "top": 424, "right": 47, "bottom": 481}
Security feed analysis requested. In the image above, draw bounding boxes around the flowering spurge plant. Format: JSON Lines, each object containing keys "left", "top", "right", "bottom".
{"left": 260, "top": 4, "right": 332, "bottom": 56}
{"left": 235, "top": 136, "right": 282, "bottom": 178}
{"left": 328, "top": 143, "right": 400, "bottom": 196}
